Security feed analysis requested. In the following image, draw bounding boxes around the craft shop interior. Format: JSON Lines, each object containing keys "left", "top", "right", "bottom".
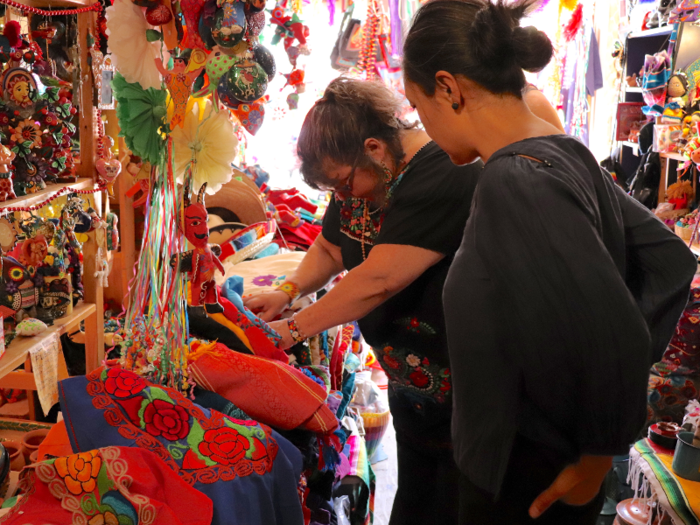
{"left": 0, "top": 0, "right": 695, "bottom": 524}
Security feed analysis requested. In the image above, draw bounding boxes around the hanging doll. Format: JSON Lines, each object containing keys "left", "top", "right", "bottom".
{"left": 171, "top": 182, "right": 225, "bottom": 314}
{"left": 666, "top": 178, "right": 695, "bottom": 210}
{"left": 155, "top": 50, "right": 204, "bottom": 129}
{"left": 95, "top": 136, "right": 122, "bottom": 195}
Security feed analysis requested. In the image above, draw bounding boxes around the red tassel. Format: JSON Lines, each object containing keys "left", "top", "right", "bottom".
{"left": 4, "top": 21, "right": 21, "bottom": 48}
{"left": 563, "top": 3, "right": 584, "bottom": 42}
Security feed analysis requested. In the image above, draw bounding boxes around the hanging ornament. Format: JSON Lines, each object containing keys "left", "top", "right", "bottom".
{"left": 0, "top": 145, "right": 16, "bottom": 202}
{"left": 212, "top": 3, "right": 247, "bottom": 47}
{"left": 245, "top": 0, "right": 267, "bottom": 14}
{"left": 253, "top": 45, "right": 276, "bottom": 81}
{"left": 286, "top": 92, "right": 299, "bottom": 110}
{"left": 192, "top": 48, "right": 239, "bottom": 103}
{"left": 219, "top": 60, "right": 268, "bottom": 102}
{"left": 155, "top": 51, "right": 204, "bottom": 129}
{"left": 231, "top": 95, "right": 267, "bottom": 134}
{"left": 171, "top": 99, "right": 237, "bottom": 194}
{"left": 180, "top": 0, "right": 210, "bottom": 49}
{"left": 146, "top": 4, "right": 174, "bottom": 25}
{"left": 246, "top": 10, "right": 266, "bottom": 38}
{"left": 106, "top": 0, "right": 170, "bottom": 91}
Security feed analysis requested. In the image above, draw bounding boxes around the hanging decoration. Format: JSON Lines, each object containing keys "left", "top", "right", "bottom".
{"left": 105, "top": 0, "right": 170, "bottom": 91}
{"left": 171, "top": 99, "right": 237, "bottom": 194}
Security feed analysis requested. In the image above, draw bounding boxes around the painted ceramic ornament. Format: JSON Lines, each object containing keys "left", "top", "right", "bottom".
{"left": 2, "top": 68, "right": 37, "bottom": 109}
{"left": 220, "top": 60, "right": 268, "bottom": 103}
{"left": 0, "top": 145, "right": 16, "bottom": 202}
{"left": 245, "top": 0, "right": 267, "bottom": 13}
{"left": 192, "top": 48, "right": 238, "bottom": 102}
{"left": 180, "top": 0, "right": 208, "bottom": 49}
{"left": 286, "top": 92, "right": 299, "bottom": 110}
{"left": 37, "top": 275, "right": 71, "bottom": 322}
{"left": 145, "top": 4, "right": 173, "bottom": 25}
{"left": 253, "top": 45, "right": 276, "bottom": 81}
{"left": 246, "top": 10, "right": 266, "bottom": 38}
{"left": 21, "top": 236, "right": 48, "bottom": 267}
{"left": 217, "top": 79, "right": 242, "bottom": 109}
{"left": 199, "top": 10, "right": 218, "bottom": 49}
{"left": 231, "top": 96, "right": 267, "bottom": 134}
{"left": 0, "top": 256, "right": 36, "bottom": 320}
{"left": 211, "top": 4, "right": 246, "bottom": 48}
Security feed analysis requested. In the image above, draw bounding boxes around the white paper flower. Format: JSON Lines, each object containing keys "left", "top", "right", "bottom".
{"left": 171, "top": 100, "right": 238, "bottom": 195}
{"left": 106, "top": 0, "right": 169, "bottom": 91}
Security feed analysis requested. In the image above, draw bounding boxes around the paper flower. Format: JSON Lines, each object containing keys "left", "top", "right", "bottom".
{"left": 113, "top": 73, "right": 167, "bottom": 165}
{"left": 11, "top": 119, "right": 42, "bottom": 148}
{"left": 106, "top": 0, "right": 170, "bottom": 91}
{"left": 171, "top": 99, "right": 237, "bottom": 195}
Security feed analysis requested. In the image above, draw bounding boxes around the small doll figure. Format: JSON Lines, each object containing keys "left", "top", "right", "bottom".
{"left": 95, "top": 136, "right": 122, "bottom": 196}
{"left": 666, "top": 179, "right": 695, "bottom": 210}
{"left": 668, "top": 73, "right": 689, "bottom": 106}
{"left": 155, "top": 51, "right": 204, "bottom": 129}
{"left": 172, "top": 183, "right": 225, "bottom": 314}
{"left": 0, "top": 145, "right": 16, "bottom": 202}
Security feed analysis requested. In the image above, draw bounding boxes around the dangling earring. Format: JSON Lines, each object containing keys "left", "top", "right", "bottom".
{"left": 381, "top": 162, "right": 393, "bottom": 183}
{"left": 452, "top": 102, "right": 459, "bottom": 111}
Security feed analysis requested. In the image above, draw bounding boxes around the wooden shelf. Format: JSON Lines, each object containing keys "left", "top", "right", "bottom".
{"left": 629, "top": 26, "right": 674, "bottom": 38}
{"left": 660, "top": 151, "right": 686, "bottom": 161}
{"left": 0, "top": 302, "right": 96, "bottom": 380}
{"left": 0, "top": 178, "right": 95, "bottom": 210}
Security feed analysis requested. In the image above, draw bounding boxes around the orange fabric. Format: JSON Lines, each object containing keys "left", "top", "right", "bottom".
{"left": 37, "top": 420, "right": 73, "bottom": 461}
{"left": 189, "top": 341, "right": 338, "bottom": 433}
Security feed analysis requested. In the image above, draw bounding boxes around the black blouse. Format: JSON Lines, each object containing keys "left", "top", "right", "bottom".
{"left": 443, "top": 135, "right": 697, "bottom": 495}
{"left": 323, "top": 142, "right": 481, "bottom": 440}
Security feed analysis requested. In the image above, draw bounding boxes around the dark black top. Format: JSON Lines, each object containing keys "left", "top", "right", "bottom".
{"left": 323, "top": 142, "right": 481, "bottom": 443}
{"left": 443, "top": 134, "right": 697, "bottom": 495}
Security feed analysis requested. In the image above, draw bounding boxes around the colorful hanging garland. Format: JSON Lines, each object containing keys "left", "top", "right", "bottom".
{"left": 0, "top": 0, "right": 102, "bottom": 16}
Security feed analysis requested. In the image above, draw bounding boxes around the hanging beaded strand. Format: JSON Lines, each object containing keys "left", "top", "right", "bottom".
{"left": 0, "top": 0, "right": 101, "bottom": 17}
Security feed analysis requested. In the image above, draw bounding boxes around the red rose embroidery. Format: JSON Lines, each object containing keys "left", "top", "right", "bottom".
{"left": 143, "top": 399, "right": 190, "bottom": 441}
{"left": 104, "top": 368, "right": 146, "bottom": 398}
{"left": 383, "top": 355, "right": 401, "bottom": 370}
{"left": 199, "top": 428, "right": 250, "bottom": 465}
{"left": 440, "top": 378, "right": 451, "bottom": 393}
{"left": 409, "top": 369, "right": 430, "bottom": 388}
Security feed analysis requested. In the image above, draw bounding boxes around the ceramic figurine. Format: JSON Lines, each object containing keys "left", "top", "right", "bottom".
{"left": 0, "top": 145, "right": 16, "bottom": 202}
{"left": 95, "top": 137, "right": 122, "bottom": 195}
{"left": 155, "top": 51, "right": 204, "bottom": 129}
{"left": 172, "top": 183, "right": 224, "bottom": 314}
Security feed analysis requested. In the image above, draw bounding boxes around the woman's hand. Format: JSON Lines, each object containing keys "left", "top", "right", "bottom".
{"left": 243, "top": 291, "right": 291, "bottom": 322}
{"left": 529, "top": 455, "right": 612, "bottom": 519}
{"left": 268, "top": 319, "right": 296, "bottom": 350}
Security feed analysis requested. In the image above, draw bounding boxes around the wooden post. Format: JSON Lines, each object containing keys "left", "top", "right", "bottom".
{"left": 77, "top": 10, "right": 95, "bottom": 179}
{"left": 82, "top": 230, "right": 104, "bottom": 371}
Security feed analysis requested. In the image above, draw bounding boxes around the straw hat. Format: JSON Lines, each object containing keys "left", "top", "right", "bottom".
{"left": 205, "top": 170, "right": 268, "bottom": 225}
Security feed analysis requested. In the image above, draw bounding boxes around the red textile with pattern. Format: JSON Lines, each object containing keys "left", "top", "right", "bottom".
{"left": 189, "top": 342, "right": 338, "bottom": 433}
{"left": 2, "top": 446, "right": 213, "bottom": 525}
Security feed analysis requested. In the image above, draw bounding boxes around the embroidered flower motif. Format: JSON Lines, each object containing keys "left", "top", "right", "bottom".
{"left": 199, "top": 427, "right": 250, "bottom": 465}
{"left": 0, "top": 112, "right": 11, "bottom": 126}
{"left": 104, "top": 367, "right": 146, "bottom": 398}
{"left": 682, "top": 385, "right": 697, "bottom": 399}
{"left": 409, "top": 368, "right": 430, "bottom": 388}
{"left": 88, "top": 511, "right": 119, "bottom": 525}
{"left": 54, "top": 451, "right": 102, "bottom": 496}
{"left": 143, "top": 399, "right": 190, "bottom": 440}
{"left": 383, "top": 355, "right": 401, "bottom": 370}
{"left": 10, "top": 119, "right": 42, "bottom": 148}
{"left": 406, "top": 354, "right": 421, "bottom": 367}
{"left": 658, "top": 382, "right": 674, "bottom": 395}
{"left": 252, "top": 274, "right": 276, "bottom": 286}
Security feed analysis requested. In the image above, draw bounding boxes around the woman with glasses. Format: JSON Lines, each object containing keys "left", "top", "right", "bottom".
{"left": 244, "top": 77, "right": 481, "bottom": 524}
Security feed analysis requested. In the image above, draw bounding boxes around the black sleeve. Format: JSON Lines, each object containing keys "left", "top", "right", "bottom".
{"left": 616, "top": 185, "right": 697, "bottom": 363}
{"left": 375, "top": 159, "right": 480, "bottom": 255}
{"left": 321, "top": 197, "right": 342, "bottom": 246}
{"left": 475, "top": 156, "right": 654, "bottom": 456}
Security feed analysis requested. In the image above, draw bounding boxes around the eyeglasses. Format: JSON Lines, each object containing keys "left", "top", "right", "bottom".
{"left": 327, "top": 165, "right": 356, "bottom": 193}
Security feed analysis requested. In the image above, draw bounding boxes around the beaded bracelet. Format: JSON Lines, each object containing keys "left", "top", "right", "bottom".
{"left": 276, "top": 281, "right": 301, "bottom": 305}
{"left": 287, "top": 316, "right": 307, "bottom": 343}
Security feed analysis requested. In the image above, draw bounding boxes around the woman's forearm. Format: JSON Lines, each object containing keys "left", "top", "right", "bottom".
{"left": 288, "top": 235, "right": 345, "bottom": 297}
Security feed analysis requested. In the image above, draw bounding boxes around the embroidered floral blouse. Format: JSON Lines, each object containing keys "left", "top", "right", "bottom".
{"left": 322, "top": 142, "right": 481, "bottom": 439}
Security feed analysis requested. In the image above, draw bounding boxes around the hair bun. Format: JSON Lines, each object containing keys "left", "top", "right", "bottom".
{"left": 512, "top": 25, "right": 553, "bottom": 72}
{"left": 470, "top": 2, "right": 515, "bottom": 68}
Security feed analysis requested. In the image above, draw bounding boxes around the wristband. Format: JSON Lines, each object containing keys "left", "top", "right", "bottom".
{"left": 276, "top": 280, "right": 301, "bottom": 304}
{"left": 287, "top": 316, "right": 307, "bottom": 343}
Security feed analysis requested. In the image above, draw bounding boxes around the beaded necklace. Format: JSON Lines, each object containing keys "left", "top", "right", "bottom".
{"left": 359, "top": 140, "right": 433, "bottom": 260}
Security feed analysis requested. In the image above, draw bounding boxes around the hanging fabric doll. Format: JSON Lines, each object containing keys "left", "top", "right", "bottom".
{"left": 0, "top": 145, "right": 16, "bottom": 202}
{"left": 155, "top": 50, "right": 204, "bottom": 129}
{"left": 172, "top": 182, "right": 224, "bottom": 314}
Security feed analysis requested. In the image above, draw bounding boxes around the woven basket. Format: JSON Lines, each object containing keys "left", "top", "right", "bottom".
{"left": 676, "top": 224, "right": 694, "bottom": 241}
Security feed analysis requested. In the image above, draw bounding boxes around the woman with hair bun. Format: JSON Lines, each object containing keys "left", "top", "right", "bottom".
{"left": 403, "top": 0, "right": 697, "bottom": 523}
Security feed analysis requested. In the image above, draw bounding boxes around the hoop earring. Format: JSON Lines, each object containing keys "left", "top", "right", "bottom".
{"left": 380, "top": 162, "right": 393, "bottom": 183}
{"left": 452, "top": 102, "right": 459, "bottom": 111}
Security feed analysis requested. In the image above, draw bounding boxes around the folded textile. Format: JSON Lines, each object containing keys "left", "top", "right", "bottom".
{"left": 59, "top": 366, "right": 305, "bottom": 525}
{"left": 188, "top": 341, "right": 338, "bottom": 434}
{"left": 628, "top": 438, "right": 700, "bottom": 525}
{"left": 3, "top": 446, "right": 213, "bottom": 525}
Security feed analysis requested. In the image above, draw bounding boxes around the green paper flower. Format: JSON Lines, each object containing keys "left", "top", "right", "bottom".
{"left": 112, "top": 73, "right": 168, "bottom": 165}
